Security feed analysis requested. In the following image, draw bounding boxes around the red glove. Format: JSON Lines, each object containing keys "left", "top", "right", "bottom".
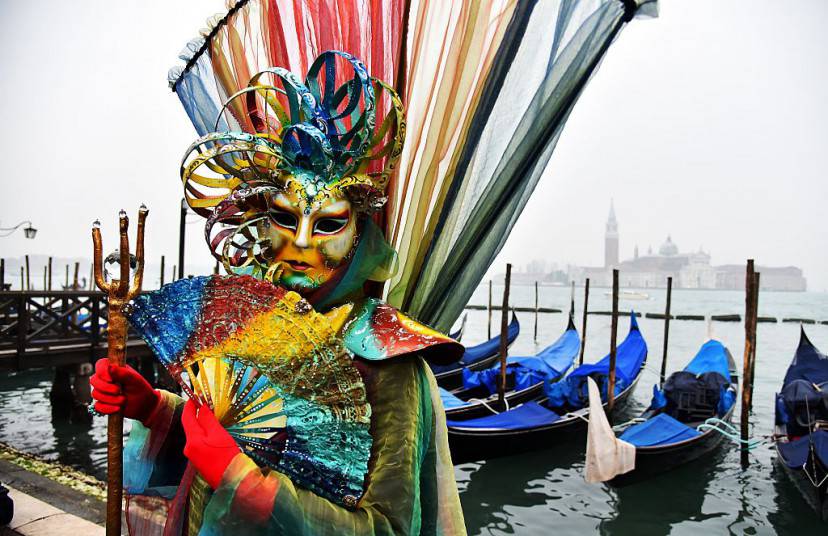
{"left": 181, "top": 400, "right": 241, "bottom": 490}
{"left": 90, "top": 359, "right": 162, "bottom": 426}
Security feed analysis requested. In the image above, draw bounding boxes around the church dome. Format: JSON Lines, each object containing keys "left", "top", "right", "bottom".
{"left": 659, "top": 235, "right": 679, "bottom": 256}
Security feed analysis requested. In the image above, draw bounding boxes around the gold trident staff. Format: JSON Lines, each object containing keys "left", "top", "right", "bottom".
{"left": 92, "top": 205, "right": 147, "bottom": 536}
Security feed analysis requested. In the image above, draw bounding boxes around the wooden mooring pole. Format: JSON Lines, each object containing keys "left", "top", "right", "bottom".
{"left": 607, "top": 270, "right": 619, "bottom": 416}
{"left": 660, "top": 276, "right": 673, "bottom": 386}
{"left": 534, "top": 281, "right": 539, "bottom": 343}
{"left": 748, "top": 273, "right": 760, "bottom": 398}
{"left": 579, "top": 278, "right": 590, "bottom": 366}
{"left": 47, "top": 257, "right": 52, "bottom": 291}
{"left": 42, "top": 266, "right": 46, "bottom": 291}
{"left": 498, "top": 264, "right": 512, "bottom": 406}
{"left": 25, "top": 255, "right": 30, "bottom": 291}
{"left": 487, "top": 279, "right": 493, "bottom": 339}
{"left": 740, "top": 259, "right": 759, "bottom": 467}
{"left": 65, "top": 264, "right": 69, "bottom": 288}
{"left": 73, "top": 262, "right": 80, "bottom": 290}
{"left": 0, "top": 258, "right": 4, "bottom": 290}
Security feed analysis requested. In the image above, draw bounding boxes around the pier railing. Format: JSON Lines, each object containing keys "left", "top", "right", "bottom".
{"left": 0, "top": 291, "right": 148, "bottom": 370}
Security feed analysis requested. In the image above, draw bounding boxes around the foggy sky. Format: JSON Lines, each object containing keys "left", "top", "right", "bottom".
{"left": 2, "top": 1, "right": 827, "bottom": 290}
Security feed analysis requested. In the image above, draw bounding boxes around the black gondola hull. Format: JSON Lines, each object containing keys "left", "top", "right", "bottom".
{"left": 608, "top": 414, "right": 730, "bottom": 487}
{"left": 444, "top": 382, "right": 545, "bottom": 421}
{"left": 447, "top": 377, "right": 639, "bottom": 464}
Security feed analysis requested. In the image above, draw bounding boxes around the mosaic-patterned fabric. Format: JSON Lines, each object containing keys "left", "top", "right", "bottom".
{"left": 127, "top": 275, "right": 372, "bottom": 506}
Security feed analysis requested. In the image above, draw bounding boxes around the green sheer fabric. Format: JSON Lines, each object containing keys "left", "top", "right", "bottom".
{"left": 386, "top": 0, "right": 657, "bottom": 332}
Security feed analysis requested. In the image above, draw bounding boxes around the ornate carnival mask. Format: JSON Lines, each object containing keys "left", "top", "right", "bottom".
{"left": 179, "top": 51, "right": 404, "bottom": 300}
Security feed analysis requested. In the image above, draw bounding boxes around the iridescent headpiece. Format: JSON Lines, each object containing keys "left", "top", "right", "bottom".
{"left": 180, "top": 50, "right": 405, "bottom": 274}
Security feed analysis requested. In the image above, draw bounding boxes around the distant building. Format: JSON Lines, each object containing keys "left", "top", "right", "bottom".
{"left": 605, "top": 200, "right": 619, "bottom": 268}
{"left": 715, "top": 265, "right": 806, "bottom": 292}
{"left": 567, "top": 203, "right": 807, "bottom": 291}
{"left": 510, "top": 260, "right": 569, "bottom": 286}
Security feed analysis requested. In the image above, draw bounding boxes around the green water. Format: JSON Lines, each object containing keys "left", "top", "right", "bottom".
{"left": 1, "top": 286, "right": 826, "bottom": 534}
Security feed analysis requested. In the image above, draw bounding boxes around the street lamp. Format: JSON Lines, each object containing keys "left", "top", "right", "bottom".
{"left": 0, "top": 220, "right": 37, "bottom": 239}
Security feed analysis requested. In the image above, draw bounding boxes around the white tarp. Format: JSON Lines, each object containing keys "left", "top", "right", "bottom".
{"left": 584, "top": 377, "right": 636, "bottom": 483}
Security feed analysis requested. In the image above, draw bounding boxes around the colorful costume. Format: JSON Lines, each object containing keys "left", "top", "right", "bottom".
{"left": 112, "top": 1, "right": 471, "bottom": 533}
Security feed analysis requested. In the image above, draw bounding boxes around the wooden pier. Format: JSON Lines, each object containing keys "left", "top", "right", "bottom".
{"left": 0, "top": 291, "right": 150, "bottom": 371}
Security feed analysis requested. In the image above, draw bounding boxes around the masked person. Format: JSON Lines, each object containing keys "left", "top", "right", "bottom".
{"left": 90, "top": 49, "right": 467, "bottom": 535}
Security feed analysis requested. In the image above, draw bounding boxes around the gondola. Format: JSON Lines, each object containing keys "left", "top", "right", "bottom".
{"left": 607, "top": 339, "right": 738, "bottom": 486}
{"left": 431, "top": 312, "right": 520, "bottom": 390}
{"left": 439, "top": 315, "right": 579, "bottom": 420}
{"left": 446, "top": 314, "right": 647, "bottom": 463}
{"left": 774, "top": 328, "right": 828, "bottom": 521}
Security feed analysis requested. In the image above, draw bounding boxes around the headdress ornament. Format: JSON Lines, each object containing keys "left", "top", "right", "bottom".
{"left": 180, "top": 50, "right": 405, "bottom": 274}
{"left": 181, "top": 51, "right": 404, "bottom": 217}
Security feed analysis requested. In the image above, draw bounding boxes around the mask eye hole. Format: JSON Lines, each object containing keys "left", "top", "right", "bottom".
{"left": 313, "top": 217, "right": 348, "bottom": 235}
{"left": 269, "top": 210, "right": 298, "bottom": 231}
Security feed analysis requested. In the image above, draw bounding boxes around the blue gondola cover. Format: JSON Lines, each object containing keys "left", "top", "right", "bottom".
{"left": 445, "top": 401, "right": 560, "bottom": 430}
{"left": 777, "top": 430, "right": 828, "bottom": 469}
{"left": 684, "top": 340, "right": 732, "bottom": 382}
{"left": 439, "top": 387, "right": 469, "bottom": 409}
{"left": 777, "top": 329, "right": 828, "bottom": 437}
{"left": 650, "top": 339, "right": 735, "bottom": 419}
{"left": 783, "top": 329, "right": 828, "bottom": 386}
{"left": 619, "top": 413, "right": 702, "bottom": 447}
{"left": 546, "top": 314, "right": 646, "bottom": 410}
{"left": 461, "top": 327, "right": 580, "bottom": 394}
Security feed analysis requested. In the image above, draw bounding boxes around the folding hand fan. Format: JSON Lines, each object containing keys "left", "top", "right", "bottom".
{"left": 126, "top": 274, "right": 371, "bottom": 507}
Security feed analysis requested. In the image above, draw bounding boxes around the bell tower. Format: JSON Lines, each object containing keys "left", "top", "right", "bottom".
{"left": 605, "top": 200, "right": 619, "bottom": 268}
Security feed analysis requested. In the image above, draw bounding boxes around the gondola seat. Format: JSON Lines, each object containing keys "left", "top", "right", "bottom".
{"left": 663, "top": 370, "right": 730, "bottom": 423}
